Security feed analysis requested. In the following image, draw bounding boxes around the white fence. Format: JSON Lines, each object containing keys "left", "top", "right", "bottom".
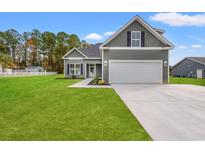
{"left": 0, "top": 70, "right": 57, "bottom": 77}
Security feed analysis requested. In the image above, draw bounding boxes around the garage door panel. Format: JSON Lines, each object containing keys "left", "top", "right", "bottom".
{"left": 109, "top": 61, "right": 162, "bottom": 84}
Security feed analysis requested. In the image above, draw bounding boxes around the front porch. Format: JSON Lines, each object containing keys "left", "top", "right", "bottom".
{"left": 64, "top": 61, "right": 102, "bottom": 79}
{"left": 85, "top": 63, "right": 102, "bottom": 78}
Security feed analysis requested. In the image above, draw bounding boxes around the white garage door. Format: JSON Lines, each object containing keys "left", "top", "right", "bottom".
{"left": 109, "top": 60, "right": 162, "bottom": 84}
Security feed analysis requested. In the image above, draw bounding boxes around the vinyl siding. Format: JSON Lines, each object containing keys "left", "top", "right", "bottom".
{"left": 171, "top": 58, "right": 205, "bottom": 78}
{"left": 64, "top": 49, "right": 85, "bottom": 58}
{"left": 105, "top": 20, "right": 164, "bottom": 47}
{"left": 64, "top": 59, "right": 102, "bottom": 78}
{"left": 96, "top": 64, "right": 102, "bottom": 77}
{"left": 103, "top": 49, "right": 168, "bottom": 83}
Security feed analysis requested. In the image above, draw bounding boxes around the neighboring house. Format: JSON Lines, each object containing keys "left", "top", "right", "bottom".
{"left": 171, "top": 57, "right": 205, "bottom": 79}
{"left": 25, "top": 66, "right": 45, "bottom": 72}
{"left": 62, "top": 16, "right": 174, "bottom": 84}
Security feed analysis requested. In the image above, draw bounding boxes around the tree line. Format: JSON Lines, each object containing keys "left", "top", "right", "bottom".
{"left": 0, "top": 29, "right": 91, "bottom": 73}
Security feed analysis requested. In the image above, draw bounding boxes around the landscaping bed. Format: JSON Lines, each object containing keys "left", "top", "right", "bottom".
{"left": 89, "top": 77, "right": 110, "bottom": 86}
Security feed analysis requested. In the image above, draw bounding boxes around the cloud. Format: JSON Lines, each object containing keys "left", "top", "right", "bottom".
{"left": 104, "top": 31, "right": 115, "bottom": 36}
{"left": 84, "top": 33, "right": 103, "bottom": 40}
{"left": 178, "top": 45, "right": 187, "bottom": 49}
{"left": 177, "top": 44, "right": 203, "bottom": 50}
{"left": 191, "top": 44, "right": 203, "bottom": 48}
{"left": 150, "top": 13, "right": 205, "bottom": 26}
{"left": 188, "top": 35, "right": 205, "bottom": 43}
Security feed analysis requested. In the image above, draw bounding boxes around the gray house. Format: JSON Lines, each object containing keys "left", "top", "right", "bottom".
{"left": 62, "top": 16, "right": 174, "bottom": 84}
{"left": 171, "top": 57, "right": 205, "bottom": 79}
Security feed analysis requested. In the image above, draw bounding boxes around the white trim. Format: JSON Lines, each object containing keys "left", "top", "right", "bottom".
{"left": 64, "top": 60, "right": 65, "bottom": 77}
{"left": 100, "top": 16, "right": 174, "bottom": 49}
{"left": 69, "top": 63, "right": 81, "bottom": 76}
{"left": 65, "top": 57, "right": 84, "bottom": 60}
{"left": 131, "top": 31, "right": 141, "bottom": 47}
{"left": 88, "top": 64, "right": 96, "bottom": 78}
{"left": 101, "top": 47, "right": 172, "bottom": 50}
{"left": 62, "top": 47, "right": 88, "bottom": 59}
{"left": 101, "top": 49, "right": 104, "bottom": 81}
{"left": 109, "top": 60, "right": 162, "bottom": 63}
{"left": 161, "top": 60, "right": 163, "bottom": 84}
{"left": 108, "top": 60, "right": 163, "bottom": 84}
{"left": 168, "top": 51, "right": 170, "bottom": 83}
{"left": 63, "top": 57, "right": 101, "bottom": 60}
{"left": 85, "top": 63, "right": 87, "bottom": 78}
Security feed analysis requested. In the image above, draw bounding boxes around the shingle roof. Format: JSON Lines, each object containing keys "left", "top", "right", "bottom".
{"left": 80, "top": 43, "right": 102, "bottom": 58}
{"left": 188, "top": 57, "right": 205, "bottom": 65}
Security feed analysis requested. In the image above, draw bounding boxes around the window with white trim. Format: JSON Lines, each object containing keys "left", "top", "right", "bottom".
{"left": 69, "top": 64, "right": 81, "bottom": 75}
{"left": 131, "top": 31, "right": 141, "bottom": 47}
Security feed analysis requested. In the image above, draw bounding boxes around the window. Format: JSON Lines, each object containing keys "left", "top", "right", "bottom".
{"left": 131, "top": 31, "right": 141, "bottom": 47}
{"left": 69, "top": 64, "right": 81, "bottom": 75}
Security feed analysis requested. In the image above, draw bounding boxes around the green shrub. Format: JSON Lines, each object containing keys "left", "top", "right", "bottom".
{"left": 71, "top": 75, "right": 77, "bottom": 79}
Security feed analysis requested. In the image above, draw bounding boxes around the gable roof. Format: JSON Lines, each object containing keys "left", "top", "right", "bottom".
{"left": 172, "top": 57, "right": 205, "bottom": 68}
{"left": 80, "top": 43, "right": 102, "bottom": 58}
{"left": 62, "top": 47, "right": 88, "bottom": 59}
{"left": 187, "top": 57, "right": 205, "bottom": 65}
{"left": 100, "top": 15, "right": 174, "bottom": 48}
{"left": 62, "top": 44, "right": 102, "bottom": 59}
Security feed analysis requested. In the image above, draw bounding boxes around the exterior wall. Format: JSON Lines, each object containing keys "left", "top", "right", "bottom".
{"left": 171, "top": 58, "right": 205, "bottom": 78}
{"left": 106, "top": 21, "right": 164, "bottom": 47}
{"left": 64, "top": 59, "right": 85, "bottom": 78}
{"left": 64, "top": 49, "right": 85, "bottom": 58}
{"left": 96, "top": 64, "right": 102, "bottom": 77}
{"left": 64, "top": 59, "right": 102, "bottom": 78}
{"left": 103, "top": 49, "right": 169, "bottom": 83}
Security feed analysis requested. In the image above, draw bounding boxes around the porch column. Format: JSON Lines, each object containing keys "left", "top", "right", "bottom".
{"left": 84, "top": 63, "right": 87, "bottom": 78}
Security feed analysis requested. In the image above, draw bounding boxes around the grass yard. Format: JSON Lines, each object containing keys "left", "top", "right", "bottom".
{"left": 0, "top": 75, "right": 151, "bottom": 141}
{"left": 170, "top": 76, "right": 205, "bottom": 86}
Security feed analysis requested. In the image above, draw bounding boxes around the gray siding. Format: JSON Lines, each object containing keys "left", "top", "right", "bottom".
{"left": 64, "top": 59, "right": 85, "bottom": 78}
{"left": 103, "top": 49, "right": 168, "bottom": 83}
{"left": 64, "top": 49, "right": 85, "bottom": 58}
{"left": 171, "top": 58, "right": 205, "bottom": 78}
{"left": 105, "top": 21, "right": 164, "bottom": 47}
{"left": 64, "top": 59, "right": 102, "bottom": 78}
{"left": 96, "top": 64, "right": 102, "bottom": 77}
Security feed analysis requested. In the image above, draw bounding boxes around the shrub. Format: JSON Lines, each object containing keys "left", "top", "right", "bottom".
{"left": 92, "top": 76, "right": 99, "bottom": 84}
{"left": 71, "top": 75, "right": 77, "bottom": 79}
{"left": 98, "top": 80, "right": 105, "bottom": 85}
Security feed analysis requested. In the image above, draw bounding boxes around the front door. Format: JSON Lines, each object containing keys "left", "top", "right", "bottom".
{"left": 89, "top": 64, "right": 96, "bottom": 78}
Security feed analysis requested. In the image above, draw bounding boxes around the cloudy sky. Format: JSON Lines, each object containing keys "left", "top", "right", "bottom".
{"left": 0, "top": 12, "right": 205, "bottom": 65}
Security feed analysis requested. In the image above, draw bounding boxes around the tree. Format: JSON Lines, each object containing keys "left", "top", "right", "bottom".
{"left": 0, "top": 29, "right": 21, "bottom": 63}
{"left": 21, "top": 32, "right": 30, "bottom": 67}
{"left": 54, "top": 32, "right": 70, "bottom": 72}
{"left": 0, "top": 53, "right": 13, "bottom": 69}
{"left": 0, "top": 28, "right": 90, "bottom": 72}
{"left": 42, "top": 32, "right": 56, "bottom": 71}
{"left": 68, "top": 34, "right": 81, "bottom": 48}
{"left": 29, "top": 29, "right": 43, "bottom": 66}
{"left": 81, "top": 40, "right": 91, "bottom": 48}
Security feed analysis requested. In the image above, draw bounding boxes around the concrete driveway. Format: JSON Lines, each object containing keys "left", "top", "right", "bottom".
{"left": 112, "top": 84, "right": 205, "bottom": 141}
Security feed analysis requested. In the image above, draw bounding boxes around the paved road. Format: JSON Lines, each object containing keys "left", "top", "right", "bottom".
{"left": 112, "top": 84, "right": 205, "bottom": 141}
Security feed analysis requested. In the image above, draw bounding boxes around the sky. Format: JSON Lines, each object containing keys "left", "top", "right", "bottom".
{"left": 0, "top": 12, "right": 205, "bottom": 65}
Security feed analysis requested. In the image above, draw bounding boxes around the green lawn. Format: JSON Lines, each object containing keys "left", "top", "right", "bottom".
{"left": 170, "top": 76, "right": 205, "bottom": 86}
{"left": 0, "top": 75, "right": 151, "bottom": 141}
